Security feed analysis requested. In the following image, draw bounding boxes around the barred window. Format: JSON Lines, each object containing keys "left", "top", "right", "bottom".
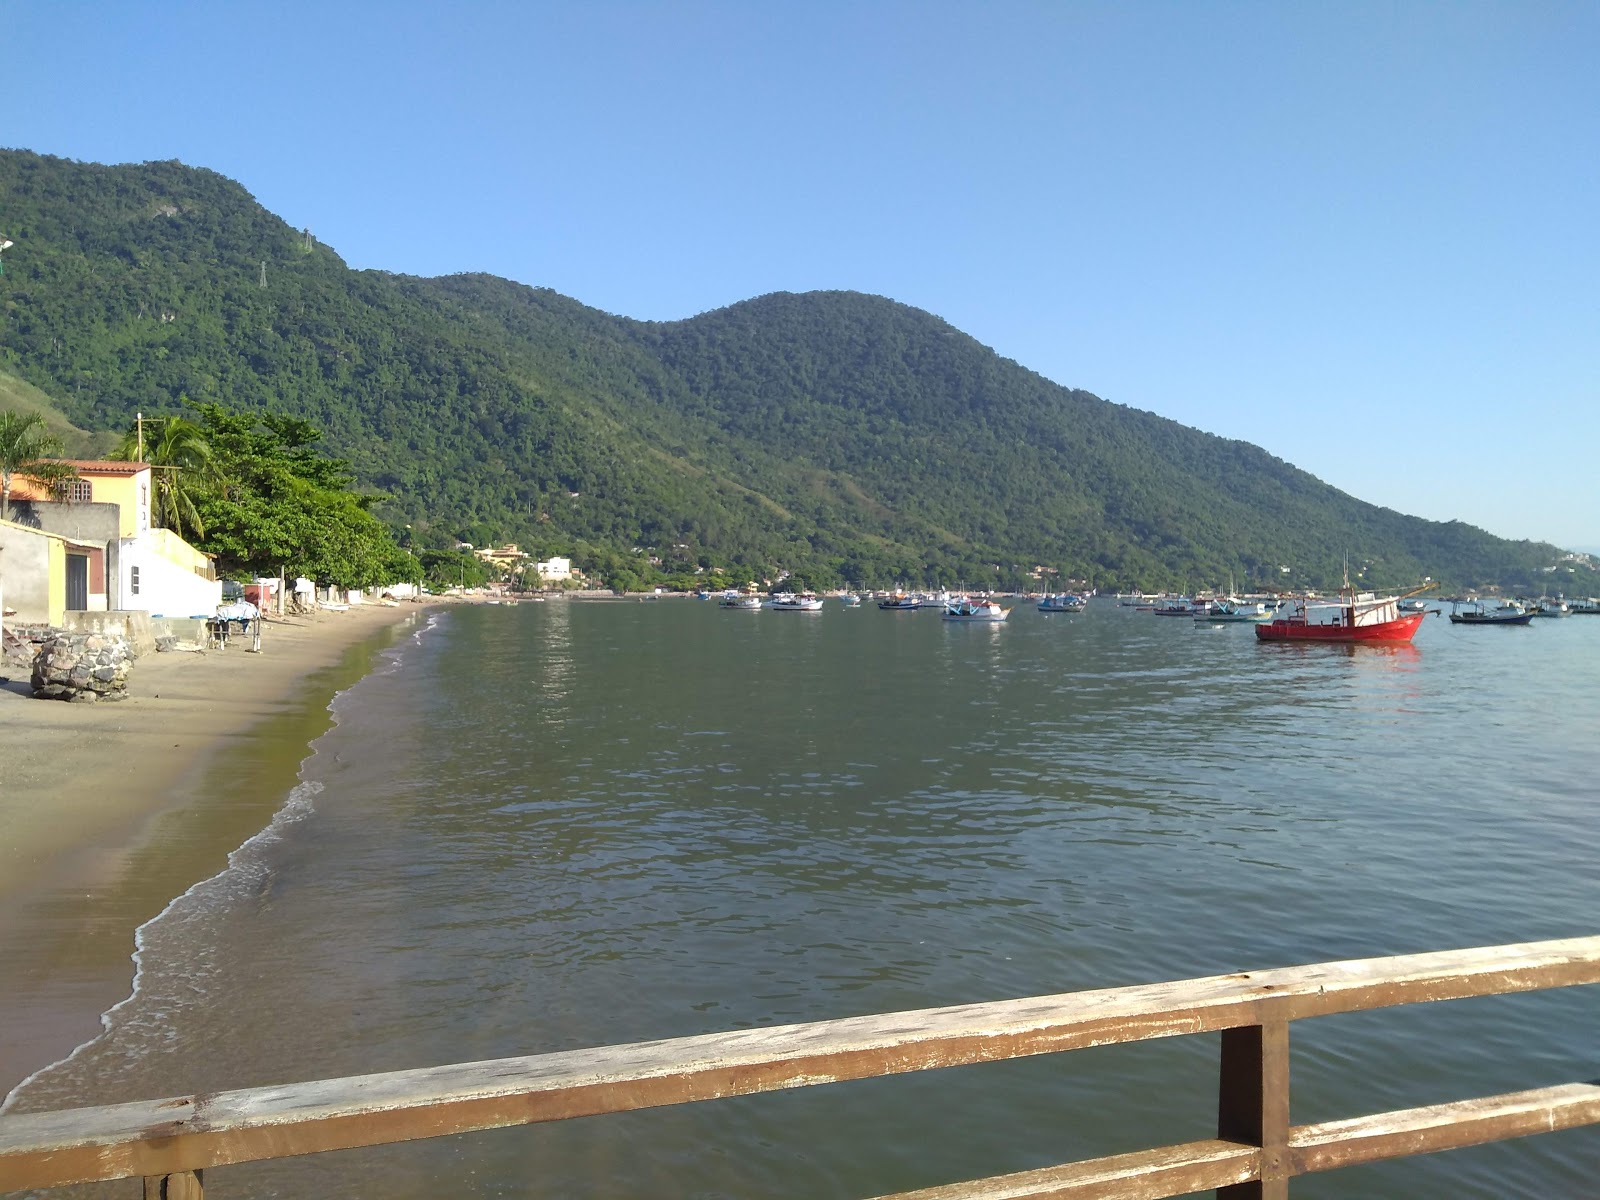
{"left": 58, "top": 479, "right": 93, "bottom": 503}
{"left": 131, "top": 566, "right": 141, "bottom": 596}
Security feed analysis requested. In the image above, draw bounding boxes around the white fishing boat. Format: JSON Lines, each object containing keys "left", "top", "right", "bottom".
{"left": 717, "top": 590, "right": 762, "bottom": 610}
{"left": 1194, "top": 599, "right": 1272, "bottom": 624}
{"left": 942, "top": 597, "right": 1008, "bottom": 622}
{"left": 769, "top": 592, "right": 824, "bottom": 611}
{"left": 1534, "top": 597, "right": 1571, "bottom": 618}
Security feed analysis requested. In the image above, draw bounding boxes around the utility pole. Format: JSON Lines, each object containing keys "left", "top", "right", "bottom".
{"left": 136, "top": 412, "right": 144, "bottom": 462}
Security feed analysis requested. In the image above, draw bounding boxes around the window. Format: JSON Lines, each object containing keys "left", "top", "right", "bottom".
{"left": 58, "top": 479, "right": 93, "bottom": 503}
{"left": 130, "top": 566, "right": 141, "bottom": 596}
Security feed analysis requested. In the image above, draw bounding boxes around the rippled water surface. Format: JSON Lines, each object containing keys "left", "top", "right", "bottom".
{"left": 11, "top": 600, "right": 1599, "bottom": 1197}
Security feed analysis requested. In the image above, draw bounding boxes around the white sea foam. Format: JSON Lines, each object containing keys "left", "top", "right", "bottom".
{"left": 1, "top": 612, "right": 447, "bottom": 1115}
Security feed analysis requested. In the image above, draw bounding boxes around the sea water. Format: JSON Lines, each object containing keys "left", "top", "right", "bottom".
{"left": 8, "top": 601, "right": 1598, "bottom": 1197}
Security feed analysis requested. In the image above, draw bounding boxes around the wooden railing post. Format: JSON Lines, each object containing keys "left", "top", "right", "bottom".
{"left": 1217, "top": 1015, "right": 1290, "bottom": 1199}
{"left": 143, "top": 1170, "right": 202, "bottom": 1199}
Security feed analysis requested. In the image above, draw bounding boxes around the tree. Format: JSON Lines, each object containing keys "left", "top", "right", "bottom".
{"left": 109, "top": 413, "right": 216, "bottom": 539}
{"left": 0, "top": 410, "right": 77, "bottom": 522}
{"left": 183, "top": 403, "right": 419, "bottom": 589}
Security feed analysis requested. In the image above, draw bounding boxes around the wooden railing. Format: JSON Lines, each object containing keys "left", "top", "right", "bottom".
{"left": 2, "top": 936, "right": 1597, "bottom": 1198}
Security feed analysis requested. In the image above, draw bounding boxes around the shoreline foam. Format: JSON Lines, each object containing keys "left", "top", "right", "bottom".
{"left": 0, "top": 600, "right": 452, "bottom": 1097}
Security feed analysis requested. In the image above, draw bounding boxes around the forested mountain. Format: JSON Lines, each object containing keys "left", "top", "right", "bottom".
{"left": 0, "top": 148, "right": 1584, "bottom": 592}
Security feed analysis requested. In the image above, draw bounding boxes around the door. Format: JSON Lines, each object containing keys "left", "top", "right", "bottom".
{"left": 66, "top": 553, "right": 89, "bottom": 611}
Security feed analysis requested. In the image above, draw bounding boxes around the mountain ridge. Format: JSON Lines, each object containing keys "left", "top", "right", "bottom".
{"left": 0, "top": 148, "right": 1585, "bottom": 593}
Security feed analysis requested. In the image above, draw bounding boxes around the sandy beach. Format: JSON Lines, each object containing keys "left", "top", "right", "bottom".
{"left": 0, "top": 599, "right": 445, "bottom": 1100}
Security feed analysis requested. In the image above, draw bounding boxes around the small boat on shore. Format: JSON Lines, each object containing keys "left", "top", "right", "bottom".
{"left": 1256, "top": 587, "right": 1428, "bottom": 644}
{"left": 1449, "top": 601, "right": 1536, "bottom": 626}
{"left": 942, "top": 597, "right": 1008, "bottom": 622}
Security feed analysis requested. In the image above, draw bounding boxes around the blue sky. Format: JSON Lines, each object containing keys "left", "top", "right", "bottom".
{"left": 7, "top": 2, "right": 1597, "bottom": 549}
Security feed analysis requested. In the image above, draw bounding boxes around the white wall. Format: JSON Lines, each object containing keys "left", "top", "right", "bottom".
{"left": 124, "top": 537, "right": 222, "bottom": 617}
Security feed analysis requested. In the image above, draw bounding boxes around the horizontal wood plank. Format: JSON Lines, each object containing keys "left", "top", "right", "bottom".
{"left": 1290, "top": 1082, "right": 1600, "bottom": 1173}
{"left": 2, "top": 936, "right": 1596, "bottom": 1190}
{"left": 867, "top": 1139, "right": 1260, "bottom": 1199}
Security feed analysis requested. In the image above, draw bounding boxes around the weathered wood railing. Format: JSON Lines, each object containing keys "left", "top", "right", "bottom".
{"left": 3, "top": 936, "right": 1597, "bottom": 1198}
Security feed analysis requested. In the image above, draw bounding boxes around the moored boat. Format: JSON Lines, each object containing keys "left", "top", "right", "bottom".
{"left": 718, "top": 590, "right": 763, "bottom": 610}
{"left": 1038, "top": 593, "right": 1087, "bottom": 613}
{"left": 1534, "top": 597, "right": 1571, "bottom": 618}
{"left": 878, "top": 593, "right": 922, "bottom": 611}
{"left": 1449, "top": 601, "right": 1536, "bottom": 626}
{"left": 1194, "top": 600, "right": 1273, "bottom": 624}
{"left": 942, "top": 597, "right": 1008, "bottom": 622}
{"left": 769, "top": 591, "right": 824, "bottom": 611}
{"left": 1255, "top": 588, "right": 1428, "bottom": 644}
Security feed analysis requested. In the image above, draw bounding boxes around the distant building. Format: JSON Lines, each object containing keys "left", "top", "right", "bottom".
{"left": 473, "top": 544, "right": 529, "bottom": 573}
{"left": 535, "top": 556, "right": 574, "bottom": 582}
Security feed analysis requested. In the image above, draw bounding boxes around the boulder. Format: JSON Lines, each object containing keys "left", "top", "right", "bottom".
{"left": 31, "top": 633, "right": 135, "bottom": 702}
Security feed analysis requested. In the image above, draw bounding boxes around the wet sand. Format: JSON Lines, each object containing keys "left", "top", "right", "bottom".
{"left": 0, "top": 600, "right": 448, "bottom": 1100}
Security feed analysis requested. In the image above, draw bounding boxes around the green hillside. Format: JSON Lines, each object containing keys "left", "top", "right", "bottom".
{"left": 0, "top": 148, "right": 1585, "bottom": 593}
{"left": 0, "top": 366, "right": 114, "bottom": 457}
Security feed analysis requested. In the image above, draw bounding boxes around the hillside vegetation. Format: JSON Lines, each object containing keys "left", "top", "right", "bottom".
{"left": 0, "top": 148, "right": 1584, "bottom": 593}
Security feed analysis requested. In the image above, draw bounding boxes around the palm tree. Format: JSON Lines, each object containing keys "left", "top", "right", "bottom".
{"left": 0, "top": 410, "right": 77, "bottom": 522}
{"left": 110, "top": 415, "right": 217, "bottom": 539}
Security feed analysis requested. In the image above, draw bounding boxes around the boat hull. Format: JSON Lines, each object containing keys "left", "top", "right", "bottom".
{"left": 1255, "top": 613, "right": 1425, "bottom": 643}
{"left": 1449, "top": 613, "right": 1536, "bottom": 626}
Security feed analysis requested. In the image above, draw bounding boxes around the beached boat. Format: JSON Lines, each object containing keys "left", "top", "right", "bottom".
{"left": 1449, "top": 601, "right": 1536, "bottom": 626}
{"left": 770, "top": 592, "right": 824, "bottom": 611}
{"left": 878, "top": 593, "right": 922, "bottom": 611}
{"left": 942, "top": 597, "right": 1008, "bottom": 622}
{"left": 1038, "top": 593, "right": 1087, "bottom": 613}
{"left": 1255, "top": 589, "right": 1427, "bottom": 644}
{"left": 1194, "top": 600, "right": 1273, "bottom": 624}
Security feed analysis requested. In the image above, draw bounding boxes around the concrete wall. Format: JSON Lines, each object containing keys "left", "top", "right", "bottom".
{"left": 62, "top": 610, "right": 159, "bottom": 655}
{"left": 0, "top": 520, "right": 67, "bottom": 625}
{"left": 7, "top": 499, "right": 123, "bottom": 606}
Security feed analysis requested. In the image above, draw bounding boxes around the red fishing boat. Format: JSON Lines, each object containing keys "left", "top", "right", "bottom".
{"left": 1255, "top": 587, "right": 1429, "bottom": 644}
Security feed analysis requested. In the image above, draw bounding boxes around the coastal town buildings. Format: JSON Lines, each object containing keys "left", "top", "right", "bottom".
{"left": 4, "top": 460, "right": 221, "bottom": 621}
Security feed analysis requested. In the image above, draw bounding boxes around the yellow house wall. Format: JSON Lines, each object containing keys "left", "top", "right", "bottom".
{"left": 47, "top": 540, "right": 67, "bottom": 625}
{"left": 87, "top": 472, "right": 149, "bottom": 539}
{"left": 147, "top": 527, "right": 214, "bottom": 576}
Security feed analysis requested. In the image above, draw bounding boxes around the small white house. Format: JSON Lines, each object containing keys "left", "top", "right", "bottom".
{"left": 536, "top": 556, "right": 573, "bottom": 582}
